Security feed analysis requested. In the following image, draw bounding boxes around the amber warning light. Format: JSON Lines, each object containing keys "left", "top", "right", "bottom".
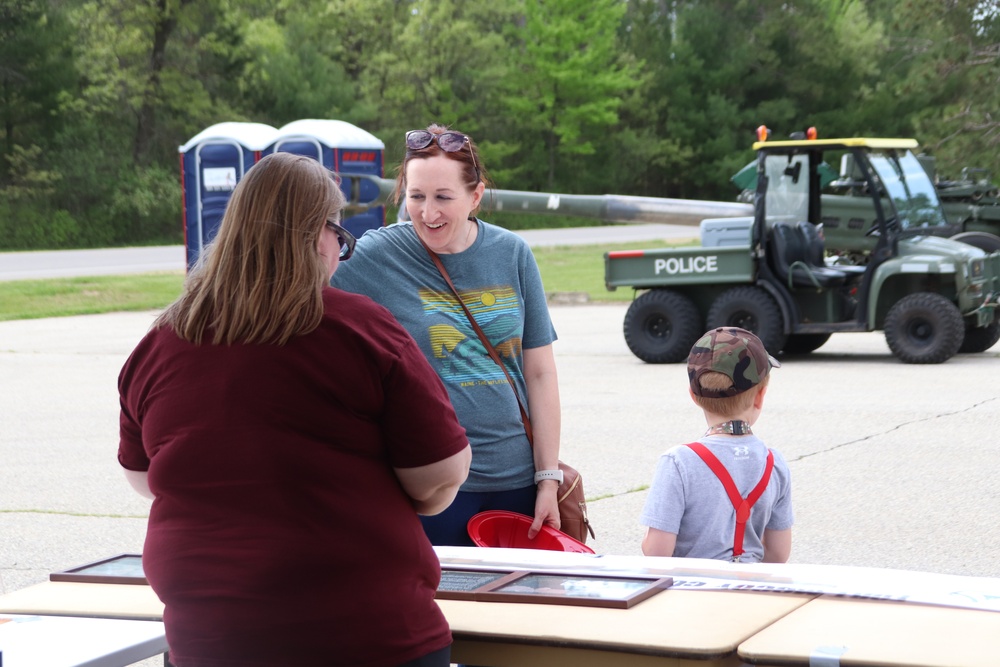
{"left": 756, "top": 125, "right": 769, "bottom": 142}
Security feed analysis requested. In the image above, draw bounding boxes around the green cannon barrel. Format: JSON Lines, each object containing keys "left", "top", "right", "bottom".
{"left": 342, "top": 174, "right": 754, "bottom": 227}
{"left": 488, "top": 189, "right": 754, "bottom": 226}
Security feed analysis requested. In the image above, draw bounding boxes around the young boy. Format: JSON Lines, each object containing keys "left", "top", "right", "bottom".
{"left": 640, "top": 327, "right": 793, "bottom": 563}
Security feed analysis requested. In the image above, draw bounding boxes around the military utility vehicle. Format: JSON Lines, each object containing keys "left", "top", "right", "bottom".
{"left": 603, "top": 130, "right": 1000, "bottom": 364}
{"left": 733, "top": 155, "right": 1000, "bottom": 256}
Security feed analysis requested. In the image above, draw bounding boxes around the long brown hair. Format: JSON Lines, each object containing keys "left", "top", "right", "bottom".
{"left": 157, "top": 152, "right": 346, "bottom": 345}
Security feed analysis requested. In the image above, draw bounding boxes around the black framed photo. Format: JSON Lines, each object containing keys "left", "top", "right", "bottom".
{"left": 478, "top": 572, "right": 673, "bottom": 609}
{"left": 50, "top": 554, "right": 147, "bottom": 585}
{"left": 436, "top": 569, "right": 523, "bottom": 601}
{"left": 436, "top": 567, "right": 672, "bottom": 609}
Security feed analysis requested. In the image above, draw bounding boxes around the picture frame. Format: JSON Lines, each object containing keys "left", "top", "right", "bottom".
{"left": 436, "top": 567, "right": 672, "bottom": 609}
{"left": 50, "top": 554, "right": 147, "bottom": 585}
{"left": 435, "top": 568, "right": 524, "bottom": 601}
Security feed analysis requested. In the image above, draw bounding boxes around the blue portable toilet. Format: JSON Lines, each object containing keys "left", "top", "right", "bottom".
{"left": 266, "top": 119, "right": 386, "bottom": 240}
{"left": 179, "top": 122, "right": 277, "bottom": 268}
{"left": 179, "top": 119, "right": 386, "bottom": 269}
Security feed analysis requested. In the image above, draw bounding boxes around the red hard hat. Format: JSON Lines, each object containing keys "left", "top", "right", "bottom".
{"left": 467, "top": 510, "right": 595, "bottom": 554}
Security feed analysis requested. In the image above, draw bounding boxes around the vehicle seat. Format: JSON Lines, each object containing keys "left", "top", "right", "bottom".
{"left": 797, "top": 221, "right": 866, "bottom": 277}
{"left": 768, "top": 223, "right": 848, "bottom": 289}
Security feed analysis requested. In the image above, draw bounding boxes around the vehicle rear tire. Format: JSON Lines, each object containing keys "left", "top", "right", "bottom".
{"left": 958, "top": 319, "right": 1000, "bottom": 354}
{"left": 623, "top": 290, "right": 703, "bottom": 363}
{"left": 884, "top": 293, "right": 964, "bottom": 364}
{"left": 705, "top": 286, "right": 786, "bottom": 356}
{"left": 781, "top": 333, "right": 831, "bottom": 355}
{"left": 949, "top": 231, "right": 1000, "bottom": 253}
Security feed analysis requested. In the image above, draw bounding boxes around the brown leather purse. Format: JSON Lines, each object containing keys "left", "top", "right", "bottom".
{"left": 422, "top": 239, "right": 594, "bottom": 543}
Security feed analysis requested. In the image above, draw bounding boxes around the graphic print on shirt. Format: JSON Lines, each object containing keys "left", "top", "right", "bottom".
{"left": 420, "top": 286, "right": 523, "bottom": 385}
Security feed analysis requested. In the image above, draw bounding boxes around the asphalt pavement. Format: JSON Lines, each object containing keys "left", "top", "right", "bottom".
{"left": 2, "top": 226, "right": 1000, "bottom": 665}
{"left": 2, "top": 305, "right": 999, "bottom": 586}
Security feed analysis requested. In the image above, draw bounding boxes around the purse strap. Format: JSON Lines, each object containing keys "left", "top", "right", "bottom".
{"left": 418, "top": 233, "right": 535, "bottom": 447}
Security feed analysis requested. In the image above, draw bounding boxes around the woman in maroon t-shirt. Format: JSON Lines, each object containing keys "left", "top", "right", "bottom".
{"left": 118, "top": 152, "right": 471, "bottom": 667}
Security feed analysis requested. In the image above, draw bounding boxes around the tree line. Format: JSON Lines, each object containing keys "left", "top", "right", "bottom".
{"left": 1, "top": 0, "right": 998, "bottom": 250}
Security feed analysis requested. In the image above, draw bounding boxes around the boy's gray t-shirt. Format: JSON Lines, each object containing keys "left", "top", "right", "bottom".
{"left": 640, "top": 434, "right": 793, "bottom": 562}
{"left": 331, "top": 219, "right": 557, "bottom": 492}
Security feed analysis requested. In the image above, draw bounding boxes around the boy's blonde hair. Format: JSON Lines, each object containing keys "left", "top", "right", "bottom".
{"left": 692, "top": 372, "right": 770, "bottom": 416}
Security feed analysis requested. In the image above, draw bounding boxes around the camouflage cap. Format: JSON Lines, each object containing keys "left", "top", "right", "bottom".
{"left": 688, "top": 327, "right": 780, "bottom": 398}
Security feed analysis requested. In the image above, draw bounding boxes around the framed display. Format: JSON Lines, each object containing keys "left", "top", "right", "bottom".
{"left": 50, "top": 554, "right": 147, "bottom": 585}
{"left": 436, "top": 569, "right": 524, "bottom": 601}
{"left": 481, "top": 572, "right": 673, "bottom": 609}
{"left": 436, "top": 567, "right": 672, "bottom": 609}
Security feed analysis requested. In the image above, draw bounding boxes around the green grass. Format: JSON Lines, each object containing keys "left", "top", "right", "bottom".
{"left": 0, "top": 272, "right": 185, "bottom": 321}
{"left": 534, "top": 239, "right": 693, "bottom": 302}
{"left": 0, "top": 237, "right": 695, "bottom": 321}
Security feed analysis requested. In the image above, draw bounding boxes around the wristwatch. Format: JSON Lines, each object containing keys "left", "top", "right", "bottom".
{"left": 534, "top": 469, "right": 564, "bottom": 485}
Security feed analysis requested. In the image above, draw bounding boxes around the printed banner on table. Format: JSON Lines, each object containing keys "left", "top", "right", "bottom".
{"left": 435, "top": 546, "right": 1000, "bottom": 613}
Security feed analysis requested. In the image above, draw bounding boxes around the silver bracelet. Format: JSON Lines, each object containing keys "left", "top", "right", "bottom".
{"left": 533, "top": 469, "right": 564, "bottom": 485}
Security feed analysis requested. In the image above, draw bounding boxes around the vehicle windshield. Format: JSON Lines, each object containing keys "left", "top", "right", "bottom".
{"left": 867, "top": 150, "right": 948, "bottom": 230}
{"left": 763, "top": 154, "right": 810, "bottom": 225}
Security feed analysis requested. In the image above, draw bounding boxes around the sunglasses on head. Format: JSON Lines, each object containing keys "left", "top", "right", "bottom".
{"left": 325, "top": 219, "right": 356, "bottom": 261}
{"left": 405, "top": 130, "right": 480, "bottom": 180}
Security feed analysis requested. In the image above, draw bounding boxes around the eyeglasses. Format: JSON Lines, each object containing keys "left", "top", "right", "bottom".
{"left": 405, "top": 130, "right": 480, "bottom": 180}
{"left": 325, "top": 219, "right": 356, "bottom": 261}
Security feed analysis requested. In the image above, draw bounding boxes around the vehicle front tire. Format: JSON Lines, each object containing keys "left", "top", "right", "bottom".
{"left": 884, "top": 293, "right": 964, "bottom": 364}
{"left": 705, "top": 286, "right": 786, "bottom": 356}
{"left": 782, "top": 333, "right": 832, "bottom": 355}
{"left": 958, "top": 319, "right": 1000, "bottom": 354}
{"left": 622, "top": 290, "right": 703, "bottom": 363}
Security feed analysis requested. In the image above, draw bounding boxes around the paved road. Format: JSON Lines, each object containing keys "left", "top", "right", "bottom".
{"left": 0, "top": 246, "right": 188, "bottom": 282}
{"left": 0, "top": 224, "right": 698, "bottom": 281}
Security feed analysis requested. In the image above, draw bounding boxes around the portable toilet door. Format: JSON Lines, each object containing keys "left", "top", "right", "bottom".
{"left": 179, "top": 122, "right": 277, "bottom": 268}
{"left": 269, "top": 119, "right": 386, "bottom": 239}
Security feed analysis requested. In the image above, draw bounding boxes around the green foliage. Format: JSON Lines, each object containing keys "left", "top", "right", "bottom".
{"left": 0, "top": 0, "right": 76, "bottom": 166}
{"left": 0, "top": 199, "right": 80, "bottom": 250}
{"left": 882, "top": 0, "right": 1000, "bottom": 180}
{"left": 229, "top": 10, "right": 361, "bottom": 124}
{"left": 500, "top": 0, "right": 639, "bottom": 190}
{"left": 3, "top": 0, "right": 998, "bottom": 250}
{"left": 107, "top": 164, "right": 184, "bottom": 245}
{"left": 0, "top": 145, "right": 80, "bottom": 250}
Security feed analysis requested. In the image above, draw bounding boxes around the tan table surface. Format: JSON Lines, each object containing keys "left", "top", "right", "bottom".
{"left": 0, "top": 582, "right": 164, "bottom": 620}
{"left": 738, "top": 594, "right": 1000, "bottom": 667}
{"left": 440, "top": 588, "right": 814, "bottom": 666}
{"left": 0, "top": 581, "right": 814, "bottom": 666}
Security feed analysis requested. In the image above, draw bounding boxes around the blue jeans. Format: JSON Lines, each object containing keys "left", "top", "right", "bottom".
{"left": 420, "top": 485, "right": 537, "bottom": 546}
{"left": 397, "top": 645, "right": 450, "bottom": 667}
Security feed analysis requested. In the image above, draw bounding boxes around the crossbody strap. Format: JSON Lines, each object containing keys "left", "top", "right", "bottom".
{"left": 420, "top": 236, "right": 535, "bottom": 447}
{"left": 685, "top": 442, "right": 774, "bottom": 559}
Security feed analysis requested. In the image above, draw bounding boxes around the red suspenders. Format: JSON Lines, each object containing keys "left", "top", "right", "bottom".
{"left": 686, "top": 443, "right": 774, "bottom": 560}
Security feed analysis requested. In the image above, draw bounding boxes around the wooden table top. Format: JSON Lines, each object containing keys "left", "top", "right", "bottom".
{"left": 738, "top": 594, "right": 1000, "bottom": 667}
{"left": 0, "top": 579, "right": 812, "bottom": 662}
